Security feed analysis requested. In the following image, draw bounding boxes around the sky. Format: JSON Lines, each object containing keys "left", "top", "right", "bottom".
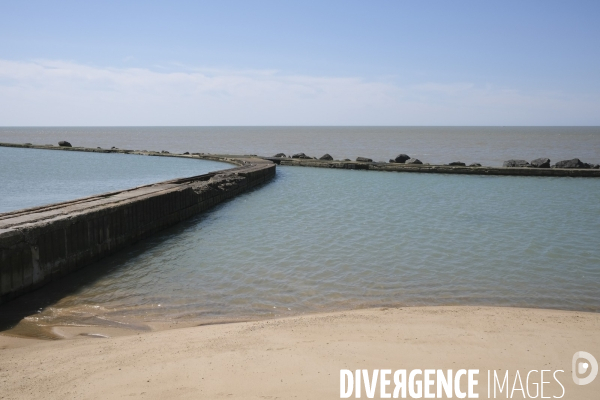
{"left": 1, "top": 0, "right": 599, "bottom": 126}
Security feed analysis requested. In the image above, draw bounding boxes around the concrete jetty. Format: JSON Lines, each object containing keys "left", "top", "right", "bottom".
{"left": 0, "top": 143, "right": 275, "bottom": 304}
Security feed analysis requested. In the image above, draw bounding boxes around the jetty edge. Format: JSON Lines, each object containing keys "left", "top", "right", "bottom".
{"left": 0, "top": 142, "right": 276, "bottom": 305}
{"left": 262, "top": 156, "right": 600, "bottom": 177}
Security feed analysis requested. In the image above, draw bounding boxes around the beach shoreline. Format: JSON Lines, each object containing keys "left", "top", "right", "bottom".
{"left": 1, "top": 306, "right": 598, "bottom": 399}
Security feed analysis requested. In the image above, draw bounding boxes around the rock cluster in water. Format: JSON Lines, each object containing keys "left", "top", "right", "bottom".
{"left": 531, "top": 158, "right": 551, "bottom": 168}
{"left": 393, "top": 154, "right": 411, "bottom": 163}
{"left": 503, "top": 159, "right": 530, "bottom": 168}
{"left": 270, "top": 152, "right": 597, "bottom": 169}
{"left": 503, "top": 157, "right": 599, "bottom": 169}
{"left": 291, "top": 152, "right": 312, "bottom": 159}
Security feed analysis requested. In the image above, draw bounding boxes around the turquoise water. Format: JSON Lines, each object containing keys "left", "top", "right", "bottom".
{"left": 0, "top": 147, "right": 231, "bottom": 213}
{"left": 7, "top": 165, "right": 599, "bottom": 334}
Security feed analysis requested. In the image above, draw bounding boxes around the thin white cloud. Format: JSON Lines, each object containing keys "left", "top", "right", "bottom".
{"left": 0, "top": 59, "right": 598, "bottom": 125}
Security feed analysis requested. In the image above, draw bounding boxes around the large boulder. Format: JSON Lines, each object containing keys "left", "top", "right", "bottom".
{"left": 530, "top": 158, "right": 551, "bottom": 168}
{"left": 58, "top": 141, "right": 72, "bottom": 147}
{"left": 405, "top": 158, "right": 423, "bottom": 165}
{"left": 292, "top": 152, "right": 311, "bottom": 159}
{"left": 554, "top": 158, "right": 588, "bottom": 169}
{"left": 319, "top": 153, "right": 333, "bottom": 161}
{"left": 393, "top": 154, "right": 411, "bottom": 163}
{"left": 356, "top": 157, "right": 373, "bottom": 162}
{"left": 273, "top": 153, "right": 286, "bottom": 158}
{"left": 503, "top": 159, "right": 530, "bottom": 168}
{"left": 448, "top": 161, "right": 466, "bottom": 166}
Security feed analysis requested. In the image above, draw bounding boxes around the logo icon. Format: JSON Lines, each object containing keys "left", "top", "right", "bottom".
{"left": 572, "top": 351, "right": 598, "bottom": 385}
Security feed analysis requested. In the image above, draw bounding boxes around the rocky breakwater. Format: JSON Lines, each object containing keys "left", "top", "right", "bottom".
{"left": 264, "top": 152, "right": 600, "bottom": 177}
{"left": 0, "top": 144, "right": 275, "bottom": 304}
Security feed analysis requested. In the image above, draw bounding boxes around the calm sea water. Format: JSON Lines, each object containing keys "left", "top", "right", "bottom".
{"left": 1, "top": 126, "right": 599, "bottom": 166}
{"left": 2, "top": 164, "right": 598, "bottom": 337}
{"left": 0, "top": 147, "right": 231, "bottom": 213}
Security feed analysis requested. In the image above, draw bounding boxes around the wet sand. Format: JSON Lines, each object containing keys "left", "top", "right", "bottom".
{"left": 1, "top": 306, "right": 598, "bottom": 399}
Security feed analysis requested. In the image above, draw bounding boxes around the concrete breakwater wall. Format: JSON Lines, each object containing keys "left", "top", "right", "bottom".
{"left": 265, "top": 157, "right": 600, "bottom": 177}
{"left": 0, "top": 146, "right": 275, "bottom": 304}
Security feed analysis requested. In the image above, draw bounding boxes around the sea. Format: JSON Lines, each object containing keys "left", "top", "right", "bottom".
{"left": 0, "top": 127, "right": 599, "bottom": 338}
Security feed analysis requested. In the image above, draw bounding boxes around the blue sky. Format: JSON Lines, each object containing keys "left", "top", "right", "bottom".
{"left": 1, "top": 1, "right": 599, "bottom": 125}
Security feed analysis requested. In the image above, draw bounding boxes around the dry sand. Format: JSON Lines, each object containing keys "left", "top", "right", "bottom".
{"left": 0, "top": 306, "right": 598, "bottom": 399}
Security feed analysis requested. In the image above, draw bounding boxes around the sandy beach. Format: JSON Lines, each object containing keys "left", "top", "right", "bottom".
{"left": 0, "top": 306, "right": 598, "bottom": 399}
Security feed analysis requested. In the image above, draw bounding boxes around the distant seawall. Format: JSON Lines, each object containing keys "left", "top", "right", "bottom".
{"left": 264, "top": 157, "right": 600, "bottom": 177}
{"left": 0, "top": 143, "right": 275, "bottom": 304}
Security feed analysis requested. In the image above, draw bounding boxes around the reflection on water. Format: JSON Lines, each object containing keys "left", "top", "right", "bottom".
{"left": 2, "top": 166, "right": 599, "bottom": 338}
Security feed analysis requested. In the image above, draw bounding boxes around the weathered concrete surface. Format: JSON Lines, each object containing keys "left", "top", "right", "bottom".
{"left": 0, "top": 143, "right": 275, "bottom": 304}
{"left": 264, "top": 157, "right": 600, "bottom": 177}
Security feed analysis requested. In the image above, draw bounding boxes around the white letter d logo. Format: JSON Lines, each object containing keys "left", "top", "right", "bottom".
{"left": 572, "top": 351, "right": 598, "bottom": 385}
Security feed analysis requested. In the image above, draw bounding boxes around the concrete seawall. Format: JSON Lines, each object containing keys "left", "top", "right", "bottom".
{"left": 265, "top": 157, "right": 600, "bottom": 177}
{"left": 0, "top": 145, "right": 275, "bottom": 304}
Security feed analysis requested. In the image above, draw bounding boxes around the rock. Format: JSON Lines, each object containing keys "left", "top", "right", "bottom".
{"left": 183, "top": 152, "right": 189, "bottom": 155}
{"left": 405, "top": 158, "right": 423, "bottom": 165}
{"left": 273, "top": 153, "right": 286, "bottom": 158}
{"left": 319, "top": 153, "right": 333, "bottom": 161}
{"left": 469, "top": 163, "right": 482, "bottom": 167}
{"left": 393, "top": 154, "right": 411, "bottom": 163}
{"left": 530, "top": 158, "right": 550, "bottom": 168}
{"left": 292, "top": 152, "right": 311, "bottom": 159}
{"left": 356, "top": 157, "right": 373, "bottom": 162}
{"left": 161, "top": 150, "right": 170, "bottom": 154}
{"left": 111, "top": 146, "right": 117, "bottom": 149}
{"left": 207, "top": 173, "right": 245, "bottom": 191}
{"left": 503, "top": 159, "right": 530, "bottom": 168}
{"left": 58, "top": 141, "right": 72, "bottom": 147}
{"left": 554, "top": 158, "right": 588, "bottom": 169}
{"left": 448, "top": 161, "right": 466, "bottom": 166}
